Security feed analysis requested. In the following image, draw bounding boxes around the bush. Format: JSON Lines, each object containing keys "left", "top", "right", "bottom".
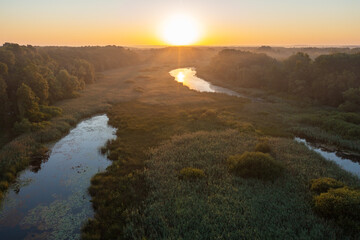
{"left": 13, "top": 118, "right": 32, "bottom": 135}
{"left": 227, "top": 151, "right": 283, "bottom": 181}
{"left": 4, "top": 172, "right": 15, "bottom": 182}
{"left": 254, "top": 142, "right": 271, "bottom": 153}
{"left": 314, "top": 187, "right": 360, "bottom": 231}
{"left": 40, "top": 105, "right": 63, "bottom": 119}
{"left": 0, "top": 181, "right": 9, "bottom": 191}
{"left": 179, "top": 167, "right": 206, "bottom": 181}
{"left": 310, "top": 177, "right": 344, "bottom": 194}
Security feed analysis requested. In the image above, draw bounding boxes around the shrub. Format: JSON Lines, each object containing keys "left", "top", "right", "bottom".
{"left": 13, "top": 118, "right": 32, "bottom": 135}
{"left": 0, "top": 181, "right": 9, "bottom": 191}
{"left": 40, "top": 105, "right": 63, "bottom": 119}
{"left": 314, "top": 187, "right": 360, "bottom": 231}
{"left": 227, "top": 151, "right": 283, "bottom": 181}
{"left": 310, "top": 177, "right": 344, "bottom": 194}
{"left": 179, "top": 167, "right": 206, "bottom": 181}
{"left": 4, "top": 172, "right": 15, "bottom": 182}
{"left": 254, "top": 142, "right": 271, "bottom": 153}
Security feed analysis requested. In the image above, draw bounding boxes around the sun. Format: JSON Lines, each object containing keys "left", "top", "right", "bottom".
{"left": 161, "top": 14, "right": 200, "bottom": 46}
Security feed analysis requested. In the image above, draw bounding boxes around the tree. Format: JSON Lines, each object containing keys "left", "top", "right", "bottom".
{"left": 72, "top": 59, "right": 95, "bottom": 84}
{"left": 23, "top": 64, "right": 49, "bottom": 103}
{"left": 16, "top": 83, "right": 42, "bottom": 122}
{"left": 56, "top": 69, "right": 80, "bottom": 98}
{"left": 339, "top": 88, "right": 360, "bottom": 112}
{"left": 0, "top": 76, "right": 9, "bottom": 125}
{"left": 0, "top": 49, "right": 15, "bottom": 68}
{"left": 284, "top": 52, "right": 313, "bottom": 96}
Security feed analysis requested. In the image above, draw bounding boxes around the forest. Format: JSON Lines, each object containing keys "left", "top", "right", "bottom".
{"left": 204, "top": 49, "right": 360, "bottom": 111}
{"left": 0, "top": 43, "right": 138, "bottom": 139}
{"left": 1, "top": 45, "right": 360, "bottom": 240}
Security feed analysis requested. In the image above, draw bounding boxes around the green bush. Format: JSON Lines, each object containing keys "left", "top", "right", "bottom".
{"left": 40, "top": 105, "right": 63, "bottom": 119}
{"left": 254, "top": 142, "right": 271, "bottom": 153}
{"left": 227, "top": 151, "right": 283, "bottom": 181}
{"left": 179, "top": 167, "right": 206, "bottom": 181}
{"left": 0, "top": 181, "right": 9, "bottom": 191}
{"left": 13, "top": 118, "right": 32, "bottom": 135}
{"left": 4, "top": 172, "right": 15, "bottom": 182}
{"left": 314, "top": 187, "right": 360, "bottom": 231}
{"left": 310, "top": 177, "right": 344, "bottom": 194}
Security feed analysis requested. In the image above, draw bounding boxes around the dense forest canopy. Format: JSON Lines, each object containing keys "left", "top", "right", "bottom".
{"left": 206, "top": 49, "right": 360, "bottom": 111}
{"left": 0, "top": 43, "right": 139, "bottom": 133}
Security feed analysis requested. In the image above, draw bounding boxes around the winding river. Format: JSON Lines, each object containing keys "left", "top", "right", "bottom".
{"left": 0, "top": 68, "right": 358, "bottom": 240}
{"left": 170, "top": 67, "right": 360, "bottom": 178}
{"left": 0, "top": 115, "right": 116, "bottom": 240}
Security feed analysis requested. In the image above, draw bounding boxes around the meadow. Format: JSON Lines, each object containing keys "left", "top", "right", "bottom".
{"left": 1, "top": 46, "right": 360, "bottom": 239}
{"left": 79, "top": 59, "right": 360, "bottom": 239}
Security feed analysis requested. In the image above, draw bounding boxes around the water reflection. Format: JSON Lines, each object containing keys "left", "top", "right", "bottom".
{"left": 170, "top": 68, "right": 242, "bottom": 97}
{"left": 0, "top": 115, "right": 116, "bottom": 240}
{"left": 295, "top": 137, "right": 360, "bottom": 177}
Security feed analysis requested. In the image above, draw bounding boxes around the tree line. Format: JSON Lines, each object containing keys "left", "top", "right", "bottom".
{"left": 0, "top": 43, "right": 139, "bottom": 134}
{"left": 206, "top": 49, "right": 360, "bottom": 111}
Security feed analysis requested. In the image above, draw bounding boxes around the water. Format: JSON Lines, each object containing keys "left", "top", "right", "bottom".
{"left": 169, "top": 68, "right": 360, "bottom": 178}
{"left": 0, "top": 115, "right": 116, "bottom": 240}
{"left": 295, "top": 137, "right": 360, "bottom": 177}
{"left": 169, "top": 68, "right": 242, "bottom": 97}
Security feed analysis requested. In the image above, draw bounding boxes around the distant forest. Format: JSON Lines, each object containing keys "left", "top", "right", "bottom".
{"left": 0, "top": 43, "right": 138, "bottom": 133}
{"left": 1, "top": 44, "right": 360, "bottom": 138}
{"left": 205, "top": 49, "right": 360, "bottom": 111}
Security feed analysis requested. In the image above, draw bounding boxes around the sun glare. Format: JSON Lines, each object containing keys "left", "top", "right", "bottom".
{"left": 161, "top": 14, "right": 200, "bottom": 46}
{"left": 176, "top": 72, "right": 185, "bottom": 82}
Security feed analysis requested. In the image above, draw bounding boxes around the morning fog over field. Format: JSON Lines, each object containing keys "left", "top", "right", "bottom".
{"left": 1, "top": 0, "right": 360, "bottom": 239}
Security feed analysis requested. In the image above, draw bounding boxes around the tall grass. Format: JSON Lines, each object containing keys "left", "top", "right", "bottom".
{"left": 123, "top": 130, "right": 360, "bottom": 239}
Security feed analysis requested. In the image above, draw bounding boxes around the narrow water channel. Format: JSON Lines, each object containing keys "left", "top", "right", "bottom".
{"left": 169, "top": 68, "right": 242, "bottom": 97}
{"left": 295, "top": 137, "right": 360, "bottom": 177}
{"left": 170, "top": 67, "right": 360, "bottom": 179}
{"left": 0, "top": 115, "right": 116, "bottom": 240}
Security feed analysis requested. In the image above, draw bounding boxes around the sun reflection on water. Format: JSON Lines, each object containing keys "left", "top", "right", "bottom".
{"left": 176, "top": 72, "right": 185, "bottom": 82}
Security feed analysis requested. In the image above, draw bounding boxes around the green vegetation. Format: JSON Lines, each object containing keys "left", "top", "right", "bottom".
{"left": 1, "top": 45, "right": 360, "bottom": 239}
{"left": 82, "top": 97, "right": 360, "bottom": 239}
{"left": 179, "top": 167, "right": 206, "bottom": 180}
{"left": 0, "top": 43, "right": 140, "bottom": 202}
{"left": 310, "top": 177, "right": 345, "bottom": 194}
{"left": 310, "top": 178, "right": 360, "bottom": 233}
{"left": 81, "top": 98, "right": 247, "bottom": 239}
{"left": 203, "top": 49, "right": 360, "bottom": 110}
{"left": 254, "top": 141, "right": 271, "bottom": 153}
{"left": 227, "top": 152, "right": 283, "bottom": 181}
{"left": 0, "top": 43, "right": 139, "bottom": 138}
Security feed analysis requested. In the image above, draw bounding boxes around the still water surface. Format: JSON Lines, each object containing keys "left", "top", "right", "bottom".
{"left": 0, "top": 115, "right": 116, "bottom": 240}
{"left": 295, "top": 137, "right": 360, "bottom": 177}
{"left": 170, "top": 68, "right": 242, "bottom": 97}
{"left": 170, "top": 67, "right": 360, "bottom": 179}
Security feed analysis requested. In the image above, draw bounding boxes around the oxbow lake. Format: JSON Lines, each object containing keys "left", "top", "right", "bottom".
{"left": 0, "top": 115, "right": 116, "bottom": 240}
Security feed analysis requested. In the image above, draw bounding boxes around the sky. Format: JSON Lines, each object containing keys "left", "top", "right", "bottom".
{"left": 1, "top": 0, "right": 360, "bottom": 46}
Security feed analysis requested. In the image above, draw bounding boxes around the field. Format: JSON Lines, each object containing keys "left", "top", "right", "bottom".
{"left": 59, "top": 62, "right": 360, "bottom": 239}
{"left": 1, "top": 54, "right": 360, "bottom": 239}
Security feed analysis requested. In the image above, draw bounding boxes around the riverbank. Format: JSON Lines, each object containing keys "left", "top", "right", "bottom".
{"left": 0, "top": 115, "right": 116, "bottom": 239}
{"left": 81, "top": 66, "right": 360, "bottom": 239}
{"left": 197, "top": 68, "right": 360, "bottom": 154}
{"left": 0, "top": 63, "right": 158, "bottom": 203}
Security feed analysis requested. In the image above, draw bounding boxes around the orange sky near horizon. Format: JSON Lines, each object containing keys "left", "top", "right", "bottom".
{"left": 1, "top": 0, "right": 360, "bottom": 47}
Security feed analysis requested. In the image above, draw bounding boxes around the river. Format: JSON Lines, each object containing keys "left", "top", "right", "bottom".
{"left": 170, "top": 67, "right": 360, "bottom": 179}
{"left": 0, "top": 115, "right": 116, "bottom": 240}
{"left": 169, "top": 68, "right": 242, "bottom": 97}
